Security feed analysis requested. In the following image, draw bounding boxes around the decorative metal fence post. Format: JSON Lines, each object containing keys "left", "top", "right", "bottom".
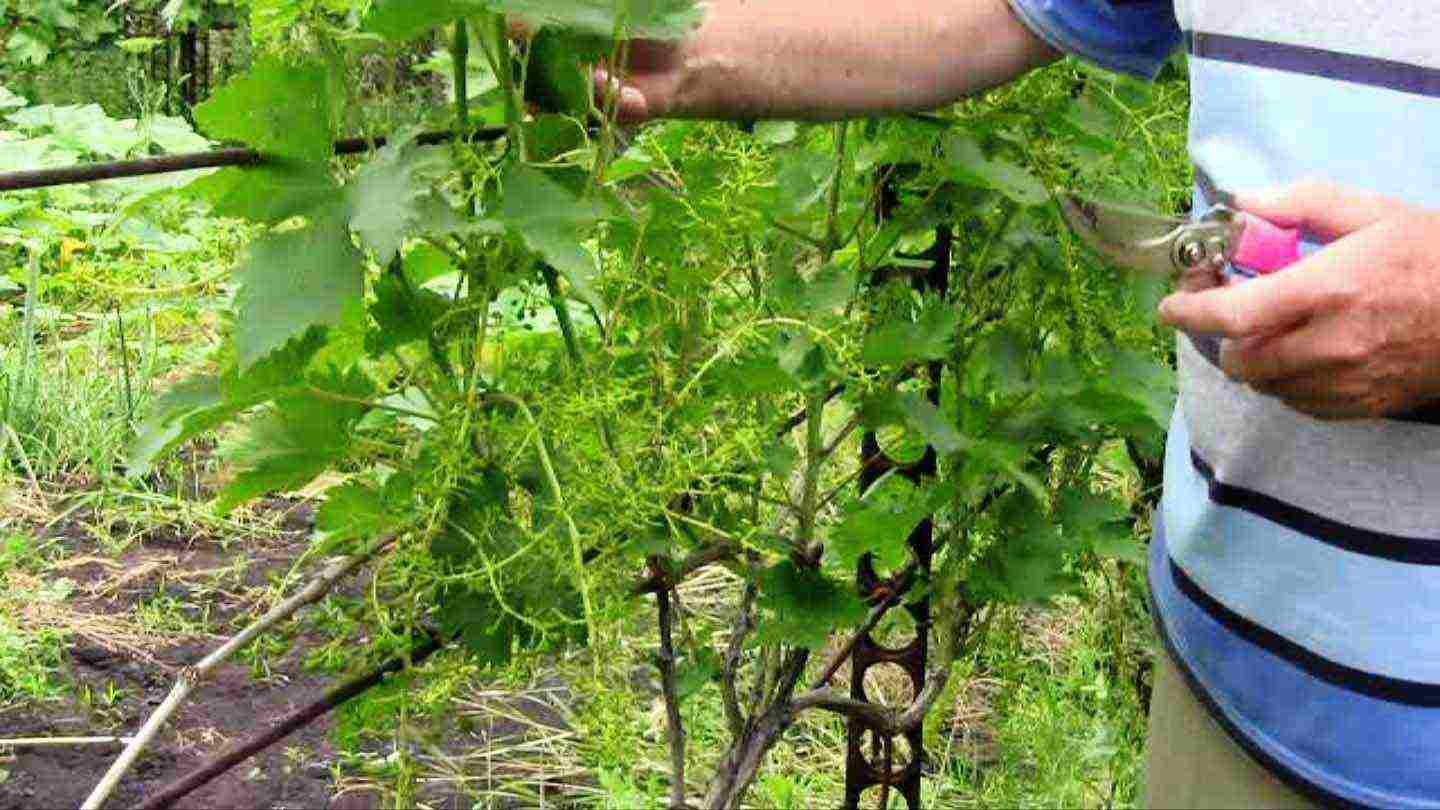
{"left": 844, "top": 165, "right": 953, "bottom": 810}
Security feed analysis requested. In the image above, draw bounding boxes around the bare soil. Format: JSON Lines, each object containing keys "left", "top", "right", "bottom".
{"left": 0, "top": 494, "right": 577, "bottom": 810}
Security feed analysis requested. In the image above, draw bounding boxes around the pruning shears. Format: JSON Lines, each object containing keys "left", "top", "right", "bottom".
{"left": 1056, "top": 177, "right": 1302, "bottom": 290}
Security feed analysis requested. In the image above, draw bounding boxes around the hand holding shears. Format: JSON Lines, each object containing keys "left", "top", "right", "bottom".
{"left": 1060, "top": 177, "right": 1440, "bottom": 421}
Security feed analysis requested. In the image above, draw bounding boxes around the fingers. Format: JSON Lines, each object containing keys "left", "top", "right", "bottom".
{"left": 1158, "top": 222, "right": 1381, "bottom": 337}
{"left": 1219, "top": 320, "right": 1358, "bottom": 384}
{"left": 593, "top": 68, "right": 651, "bottom": 123}
{"left": 1234, "top": 178, "right": 1410, "bottom": 241}
{"left": 1158, "top": 269, "right": 1325, "bottom": 337}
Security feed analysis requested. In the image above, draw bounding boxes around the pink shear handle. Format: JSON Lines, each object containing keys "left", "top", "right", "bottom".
{"left": 1231, "top": 212, "right": 1302, "bottom": 274}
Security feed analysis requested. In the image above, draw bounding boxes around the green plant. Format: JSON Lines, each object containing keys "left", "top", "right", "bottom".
{"left": 123, "top": 2, "right": 1180, "bottom": 805}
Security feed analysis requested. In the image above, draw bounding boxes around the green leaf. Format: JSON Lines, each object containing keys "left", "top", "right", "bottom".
{"left": 233, "top": 205, "right": 365, "bottom": 370}
{"left": 756, "top": 561, "right": 867, "bottom": 649}
{"left": 194, "top": 56, "right": 332, "bottom": 163}
{"left": 860, "top": 390, "right": 967, "bottom": 455}
{"left": 316, "top": 482, "right": 396, "bottom": 547}
{"left": 829, "top": 479, "right": 931, "bottom": 572}
{"left": 187, "top": 163, "right": 339, "bottom": 224}
{"left": 769, "top": 262, "right": 855, "bottom": 316}
{"left": 402, "top": 243, "right": 455, "bottom": 287}
{"left": 368, "top": 273, "right": 450, "bottom": 354}
{"left": 0, "top": 86, "right": 27, "bottom": 110}
{"left": 363, "top": 0, "right": 482, "bottom": 40}
{"left": 763, "top": 444, "right": 799, "bottom": 478}
{"left": 753, "top": 120, "right": 799, "bottom": 145}
{"left": 860, "top": 306, "right": 959, "bottom": 367}
{"left": 675, "top": 647, "right": 721, "bottom": 702}
{"left": 436, "top": 589, "right": 515, "bottom": 664}
{"left": 943, "top": 132, "right": 1047, "bottom": 206}
{"left": 710, "top": 354, "right": 793, "bottom": 396}
{"left": 126, "top": 377, "right": 237, "bottom": 478}
{"left": 498, "top": 164, "right": 608, "bottom": 312}
{"left": 603, "top": 144, "right": 655, "bottom": 184}
{"left": 773, "top": 332, "right": 830, "bottom": 391}
{"left": 489, "top": 0, "right": 702, "bottom": 39}
{"left": 139, "top": 114, "right": 210, "bottom": 154}
{"left": 215, "top": 368, "right": 374, "bottom": 514}
{"left": 348, "top": 133, "right": 456, "bottom": 263}
{"left": 127, "top": 329, "right": 331, "bottom": 478}
{"left": 1054, "top": 490, "right": 1140, "bottom": 563}
{"left": 968, "top": 327, "right": 1030, "bottom": 396}
{"left": 772, "top": 149, "right": 835, "bottom": 216}
{"left": 525, "top": 29, "right": 605, "bottom": 115}
{"left": 7, "top": 30, "right": 51, "bottom": 67}
{"left": 970, "top": 492, "right": 1081, "bottom": 604}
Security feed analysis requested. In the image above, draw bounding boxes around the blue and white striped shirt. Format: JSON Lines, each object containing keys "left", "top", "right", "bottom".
{"left": 1005, "top": 1, "right": 1440, "bottom": 806}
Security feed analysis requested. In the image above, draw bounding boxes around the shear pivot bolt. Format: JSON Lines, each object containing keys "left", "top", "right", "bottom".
{"left": 1179, "top": 241, "right": 1207, "bottom": 267}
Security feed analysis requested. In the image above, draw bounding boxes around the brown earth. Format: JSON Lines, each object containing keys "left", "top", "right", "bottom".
{"left": 0, "top": 495, "right": 577, "bottom": 810}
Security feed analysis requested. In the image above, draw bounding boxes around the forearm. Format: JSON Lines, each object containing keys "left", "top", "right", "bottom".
{"left": 663, "top": 0, "right": 1060, "bottom": 119}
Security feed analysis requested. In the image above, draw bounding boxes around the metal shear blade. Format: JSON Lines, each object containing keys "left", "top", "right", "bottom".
{"left": 1056, "top": 192, "right": 1190, "bottom": 276}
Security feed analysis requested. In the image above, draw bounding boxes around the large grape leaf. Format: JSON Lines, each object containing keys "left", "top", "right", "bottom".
{"left": 233, "top": 204, "right": 365, "bottom": 369}
{"left": 348, "top": 134, "right": 457, "bottom": 263}
{"left": 187, "top": 163, "right": 339, "bottom": 224}
{"left": 126, "top": 330, "right": 330, "bottom": 477}
{"left": 1055, "top": 489, "right": 1141, "bottom": 563}
{"left": 363, "top": 0, "right": 484, "bottom": 40}
{"left": 194, "top": 57, "right": 332, "bottom": 163}
{"left": 860, "top": 306, "right": 960, "bottom": 367}
{"left": 756, "top": 560, "right": 867, "bottom": 649}
{"left": 828, "top": 479, "right": 934, "bottom": 572}
{"left": 859, "top": 389, "right": 968, "bottom": 455}
{"left": 943, "top": 132, "right": 1047, "bottom": 206}
{"left": 498, "top": 164, "right": 608, "bottom": 311}
{"left": 969, "top": 492, "right": 1082, "bottom": 604}
{"left": 214, "top": 368, "right": 374, "bottom": 514}
{"left": 489, "top": 0, "right": 702, "bottom": 39}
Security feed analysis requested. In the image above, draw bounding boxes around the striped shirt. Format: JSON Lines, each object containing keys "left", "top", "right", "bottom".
{"left": 1004, "top": 1, "right": 1440, "bottom": 806}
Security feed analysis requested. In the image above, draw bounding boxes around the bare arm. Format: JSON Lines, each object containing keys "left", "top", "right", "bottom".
{"left": 611, "top": 0, "right": 1061, "bottom": 121}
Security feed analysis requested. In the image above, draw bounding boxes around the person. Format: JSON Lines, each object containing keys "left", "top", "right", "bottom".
{"left": 594, "top": 1, "right": 1440, "bottom": 807}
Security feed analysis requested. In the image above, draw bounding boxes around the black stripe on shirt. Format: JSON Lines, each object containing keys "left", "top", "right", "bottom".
{"left": 1145, "top": 579, "right": 1367, "bottom": 809}
{"left": 1190, "top": 450, "right": 1440, "bottom": 565}
{"left": 1166, "top": 557, "right": 1440, "bottom": 707}
{"left": 1186, "top": 31, "right": 1440, "bottom": 99}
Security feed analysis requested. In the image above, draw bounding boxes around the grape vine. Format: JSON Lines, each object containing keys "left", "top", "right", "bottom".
{"left": 125, "top": 1, "right": 1179, "bottom": 805}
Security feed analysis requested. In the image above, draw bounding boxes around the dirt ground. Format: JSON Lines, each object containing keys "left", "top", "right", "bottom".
{"left": 0, "top": 495, "right": 577, "bottom": 810}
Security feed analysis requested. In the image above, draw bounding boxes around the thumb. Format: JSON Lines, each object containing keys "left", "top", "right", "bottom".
{"left": 1234, "top": 178, "right": 1409, "bottom": 241}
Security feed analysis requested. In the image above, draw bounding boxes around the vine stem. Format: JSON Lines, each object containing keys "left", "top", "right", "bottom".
{"left": 541, "top": 263, "right": 616, "bottom": 453}
{"left": 795, "top": 389, "right": 826, "bottom": 550}
{"left": 825, "top": 121, "right": 849, "bottom": 254}
{"left": 484, "top": 393, "right": 596, "bottom": 664}
{"left": 656, "top": 585, "right": 689, "bottom": 809}
{"left": 80, "top": 534, "right": 397, "bottom": 810}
